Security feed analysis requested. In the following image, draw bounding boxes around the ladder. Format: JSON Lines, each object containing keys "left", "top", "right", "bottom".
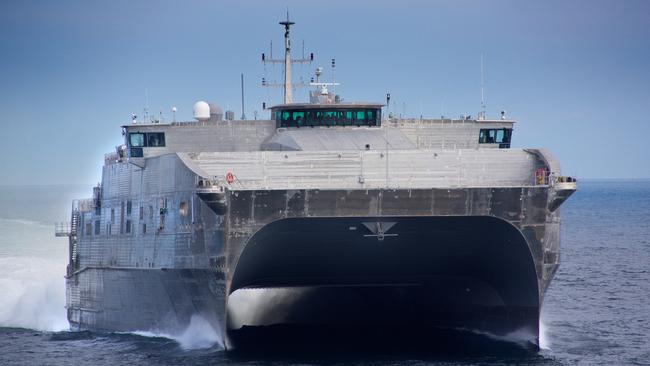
{"left": 67, "top": 201, "right": 81, "bottom": 276}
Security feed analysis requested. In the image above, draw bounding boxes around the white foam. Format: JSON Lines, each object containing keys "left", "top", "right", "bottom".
{"left": 457, "top": 326, "right": 538, "bottom": 348}
{"left": 132, "top": 315, "right": 223, "bottom": 350}
{"left": 539, "top": 319, "right": 551, "bottom": 350}
{"left": 0, "top": 256, "right": 69, "bottom": 332}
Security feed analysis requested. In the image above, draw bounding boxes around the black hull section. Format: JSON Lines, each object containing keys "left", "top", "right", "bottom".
{"left": 227, "top": 216, "right": 540, "bottom": 349}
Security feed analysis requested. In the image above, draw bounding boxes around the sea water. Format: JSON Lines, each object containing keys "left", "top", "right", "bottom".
{"left": 0, "top": 181, "right": 648, "bottom": 365}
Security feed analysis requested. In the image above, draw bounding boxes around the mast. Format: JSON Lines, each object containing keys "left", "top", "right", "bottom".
{"left": 480, "top": 53, "right": 486, "bottom": 120}
{"left": 261, "top": 14, "right": 313, "bottom": 105}
{"left": 279, "top": 13, "right": 295, "bottom": 104}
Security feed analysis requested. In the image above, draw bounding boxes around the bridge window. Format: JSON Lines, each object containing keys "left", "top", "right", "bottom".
{"left": 129, "top": 132, "right": 166, "bottom": 148}
{"left": 276, "top": 108, "right": 380, "bottom": 128}
{"left": 291, "top": 111, "right": 305, "bottom": 123}
{"left": 479, "top": 129, "right": 512, "bottom": 144}
{"left": 147, "top": 132, "right": 165, "bottom": 147}
{"left": 129, "top": 133, "right": 145, "bottom": 147}
{"left": 130, "top": 147, "right": 143, "bottom": 157}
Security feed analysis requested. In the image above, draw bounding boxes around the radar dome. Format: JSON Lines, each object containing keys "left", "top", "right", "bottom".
{"left": 193, "top": 101, "right": 210, "bottom": 121}
{"left": 208, "top": 103, "right": 223, "bottom": 116}
{"left": 208, "top": 103, "right": 224, "bottom": 121}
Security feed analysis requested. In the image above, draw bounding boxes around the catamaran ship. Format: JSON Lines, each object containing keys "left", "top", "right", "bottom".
{"left": 55, "top": 16, "right": 576, "bottom": 350}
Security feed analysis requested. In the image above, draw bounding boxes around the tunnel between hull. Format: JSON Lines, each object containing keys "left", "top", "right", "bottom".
{"left": 227, "top": 216, "right": 540, "bottom": 347}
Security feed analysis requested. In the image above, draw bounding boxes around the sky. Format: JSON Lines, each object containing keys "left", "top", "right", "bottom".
{"left": 0, "top": 0, "right": 648, "bottom": 185}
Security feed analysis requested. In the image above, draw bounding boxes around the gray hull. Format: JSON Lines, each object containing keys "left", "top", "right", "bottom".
{"left": 66, "top": 267, "right": 226, "bottom": 335}
{"left": 66, "top": 183, "right": 569, "bottom": 349}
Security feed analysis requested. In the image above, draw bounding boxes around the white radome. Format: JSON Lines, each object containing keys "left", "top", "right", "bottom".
{"left": 193, "top": 101, "right": 210, "bottom": 121}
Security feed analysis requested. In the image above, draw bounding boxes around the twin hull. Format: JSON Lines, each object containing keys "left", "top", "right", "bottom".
{"left": 67, "top": 156, "right": 561, "bottom": 349}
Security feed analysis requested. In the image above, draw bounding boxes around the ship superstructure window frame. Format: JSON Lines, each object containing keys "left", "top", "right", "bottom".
{"left": 275, "top": 108, "right": 381, "bottom": 128}
{"left": 128, "top": 132, "right": 166, "bottom": 157}
{"left": 479, "top": 128, "right": 512, "bottom": 148}
{"left": 147, "top": 133, "right": 166, "bottom": 147}
{"left": 129, "top": 133, "right": 145, "bottom": 147}
{"left": 128, "top": 132, "right": 166, "bottom": 147}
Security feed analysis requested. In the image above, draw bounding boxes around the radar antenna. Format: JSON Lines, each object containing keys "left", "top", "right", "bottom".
{"left": 309, "top": 67, "right": 340, "bottom": 96}
{"left": 261, "top": 12, "right": 313, "bottom": 104}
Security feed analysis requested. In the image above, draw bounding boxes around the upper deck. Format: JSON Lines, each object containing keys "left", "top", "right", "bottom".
{"left": 117, "top": 116, "right": 515, "bottom": 163}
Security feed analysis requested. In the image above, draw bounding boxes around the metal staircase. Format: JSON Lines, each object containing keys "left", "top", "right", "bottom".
{"left": 66, "top": 201, "right": 81, "bottom": 277}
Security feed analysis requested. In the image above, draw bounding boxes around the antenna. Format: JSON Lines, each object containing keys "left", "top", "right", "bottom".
{"left": 386, "top": 93, "right": 391, "bottom": 119}
{"left": 480, "top": 53, "right": 486, "bottom": 120}
{"left": 262, "top": 14, "right": 313, "bottom": 104}
{"left": 144, "top": 88, "right": 149, "bottom": 123}
{"left": 330, "top": 58, "right": 338, "bottom": 94}
{"left": 240, "top": 73, "right": 246, "bottom": 120}
{"left": 385, "top": 92, "right": 390, "bottom": 187}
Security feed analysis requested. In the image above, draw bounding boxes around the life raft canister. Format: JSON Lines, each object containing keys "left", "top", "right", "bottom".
{"left": 226, "top": 172, "right": 234, "bottom": 184}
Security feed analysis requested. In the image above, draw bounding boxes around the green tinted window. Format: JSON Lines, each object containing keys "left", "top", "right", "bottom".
{"left": 366, "top": 110, "right": 376, "bottom": 125}
{"left": 292, "top": 111, "right": 305, "bottom": 120}
{"left": 479, "top": 129, "right": 512, "bottom": 144}
{"left": 495, "top": 130, "right": 505, "bottom": 143}
{"left": 276, "top": 108, "right": 380, "bottom": 128}
{"left": 479, "top": 130, "right": 487, "bottom": 143}
{"left": 129, "top": 133, "right": 145, "bottom": 147}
